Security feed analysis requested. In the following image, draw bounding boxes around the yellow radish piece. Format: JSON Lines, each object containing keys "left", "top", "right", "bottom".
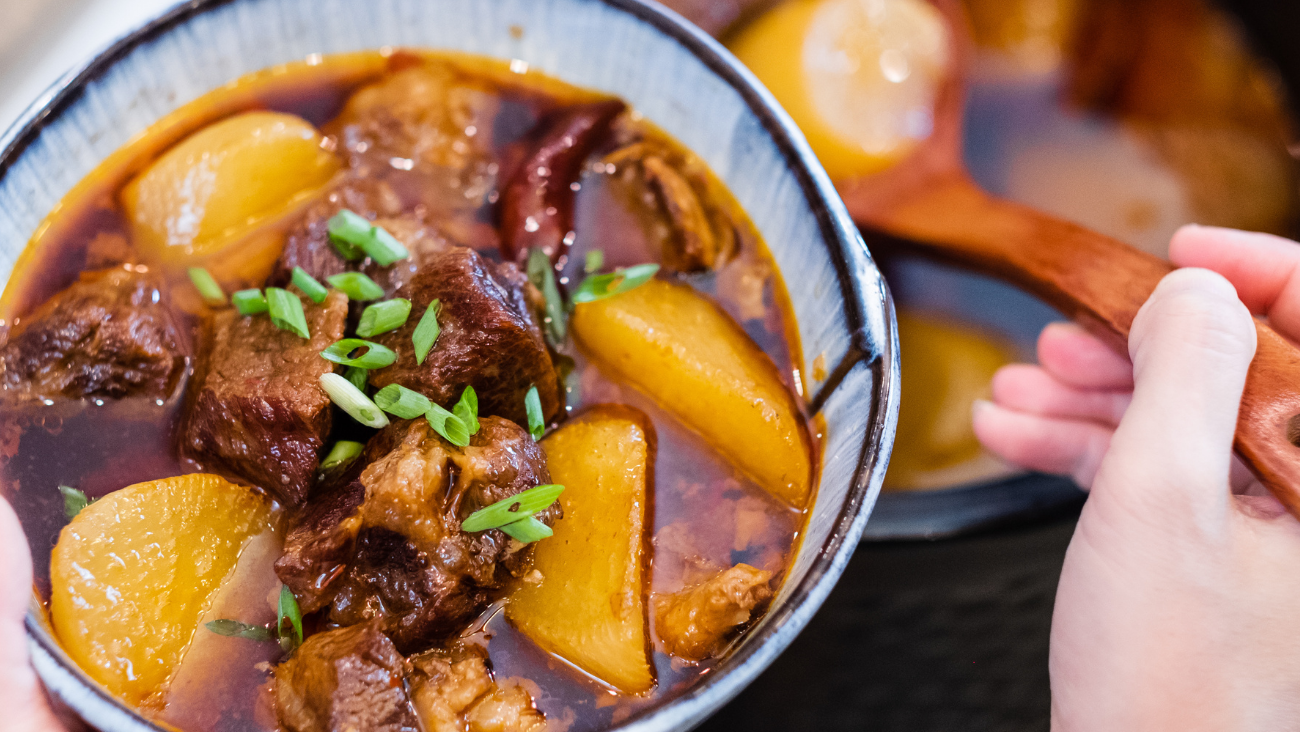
{"left": 50, "top": 473, "right": 273, "bottom": 707}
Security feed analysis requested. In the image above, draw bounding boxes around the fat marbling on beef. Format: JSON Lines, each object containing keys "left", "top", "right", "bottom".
{"left": 275, "top": 416, "right": 560, "bottom": 652}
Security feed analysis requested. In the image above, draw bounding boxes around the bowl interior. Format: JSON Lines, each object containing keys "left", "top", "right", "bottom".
{"left": 2, "top": 0, "right": 898, "bottom": 729}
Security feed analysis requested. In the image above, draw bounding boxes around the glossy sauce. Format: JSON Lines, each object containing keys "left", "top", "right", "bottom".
{"left": 2, "top": 51, "right": 816, "bottom": 732}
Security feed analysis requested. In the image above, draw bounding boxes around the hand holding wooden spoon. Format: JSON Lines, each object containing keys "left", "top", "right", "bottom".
{"left": 838, "top": 0, "right": 1300, "bottom": 516}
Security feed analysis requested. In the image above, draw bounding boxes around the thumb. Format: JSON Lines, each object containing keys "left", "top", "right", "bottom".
{"left": 1095, "top": 268, "right": 1256, "bottom": 519}
{"left": 0, "top": 497, "right": 64, "bottom": 732}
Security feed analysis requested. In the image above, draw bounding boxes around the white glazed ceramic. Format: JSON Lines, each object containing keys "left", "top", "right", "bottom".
{"left": 4, "top": 0, "right": 899, "bottom": 729}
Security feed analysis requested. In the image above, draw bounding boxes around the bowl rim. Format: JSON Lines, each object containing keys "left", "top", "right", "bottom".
{"left": 9, "top": 0, "right": 899, "bottom": 730}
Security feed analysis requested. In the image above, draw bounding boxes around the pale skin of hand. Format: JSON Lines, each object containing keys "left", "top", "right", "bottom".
{"left": 974, "top": 224, "right": 1300, "bottom": 731}
{"left": 0, "top": 497, "right": 66, "bottom": 732}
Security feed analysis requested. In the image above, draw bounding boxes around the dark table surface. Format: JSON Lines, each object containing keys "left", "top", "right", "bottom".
{"left": 698, "top": 508, "right": 1081, "bottom": 732}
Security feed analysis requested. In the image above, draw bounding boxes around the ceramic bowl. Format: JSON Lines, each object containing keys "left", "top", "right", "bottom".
{"left": 1, "top": 0, "right": 898, "bottom": 729}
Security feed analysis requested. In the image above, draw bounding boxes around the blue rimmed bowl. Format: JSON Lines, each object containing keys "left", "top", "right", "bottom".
{"left": 3, "top": 0, "right": 898, "bottom": 729}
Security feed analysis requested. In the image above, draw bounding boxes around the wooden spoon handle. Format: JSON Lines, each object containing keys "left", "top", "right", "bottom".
{"left": 856, "top": 175, "right": 1300, "bottom": 516}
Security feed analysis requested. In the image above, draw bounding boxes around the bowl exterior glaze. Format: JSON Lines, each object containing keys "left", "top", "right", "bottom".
{"left": 1, "top": 1, "right": 899, "bottom": 730}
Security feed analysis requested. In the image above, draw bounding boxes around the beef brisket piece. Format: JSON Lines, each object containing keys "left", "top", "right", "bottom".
{"left": 0, "top": 267, "right": 184, "bottom": 406}
{"left": 654, "top": 563, "right": 773, "bottom": 661}
{"left": 275, "top": 416, "right": 559, "bottom": 652}
{"left": 406, "top": 645, "right": 546, "bottom": 732}
{"left": 182, "top": 290, "right": 347, "bottom": 505}
{"left": 369, "top": 247, "right": 559, "bottom": 425}
{"left": 273, "top": 621, "right": 419, "bottom": 732}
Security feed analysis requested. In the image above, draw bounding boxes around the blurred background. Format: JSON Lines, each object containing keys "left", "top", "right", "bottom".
{"left": 5, "top": 0, "right": 1299, "bottom": 729}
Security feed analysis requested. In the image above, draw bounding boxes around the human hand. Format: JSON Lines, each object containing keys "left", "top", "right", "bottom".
{"left": 1, "top": 496, "right": 70, "bottom": 732}
{"left": 973, "top": 224, "right": 1300, "bottom": 731}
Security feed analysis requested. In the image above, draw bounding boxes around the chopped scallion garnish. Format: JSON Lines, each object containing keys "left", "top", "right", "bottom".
{"left": 326, "top": 272, "right": 385, "bottom": 301}
{"left": 526, "top": 248, "right": 565, "bottom": 346}
{"left": 357, "top": 298, "right": 412, "bottom": 337}
{"left": 205, "top": 619, "right": 274, "bottom": 642}
{"left": 266, "top": 288, "right": 311, "bottom": 339}
{"left": 59, "top": 485, "right": 92, "bottom": 519}
{"left": 584, "top": 249, "right": 604, "bottom": 273}
{"left": 426, "top": 404, "right": 470, "bottom": 447}
{"left": 232, "top": 288, "right": 268, "bottom": 315}
{"left": 524, "top": 385, "right": 545, "bottom": 441}
{"left": 291, "top": 267, "right": 329, "bottom": 304}
{"left": 412, "top": 300, "right": 442, "bottom": 365}
{"left": 327, "top": 210, "right": 370, "bottom": 261}
{"left": 452, "top": 386, "right": 480, "bottom": 436}
{"left": 320, "top": 440, "right": 365, "bottom": 472}
{"left": 188, "top": 267, "right": 226, "bottom": 306}
{"left": 327, "top": 209, "right": 409, "bottom": 266}
{"left": 373, "top": 383, "right": 432, "bottom": 420}
{"left": 462, "top": 483, "right": 564, "bottom": 532}
{"left": 571, "top": 263, "right": 660, "bottom": 304}
{"left": 277, "top": 585, "right": 303, "bottom": 652}
{"left": 320, "top": 338, "right": 397, "bottom": 370}
{"left": 500, "top": 516, "right": 554, "bottom": 543}
{"left": 365, "top": 226, "right": 410, "bottom": 267}
{"left": 320, "top": 373, "right": 390, "bottom": 428}
{"left": 344, "top": 366, "right": 369, "bottom": 392}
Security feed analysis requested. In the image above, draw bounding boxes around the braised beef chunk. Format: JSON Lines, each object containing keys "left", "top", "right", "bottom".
{"left": 499, "top": 99, "right": 626, "bottom": 264}
{"left": 407, "top": 646, "right": 546, "bottom": 732}
{"left": 275, "top": 416, "right": 559, "bottom": 651}
{"left": 369, "top": 247, "right": 560, "bottom": 425}
{"left": 654, "top": 563, "right": 773, "bottom": 661}
{"left": 0, "top": 267, "right": 183, "bottom": 406}
{"left": 274, "top": 622, "right": 419, "bottom": 732}
{"left": 182, "top": 290, "right": 347, "bottom": 505}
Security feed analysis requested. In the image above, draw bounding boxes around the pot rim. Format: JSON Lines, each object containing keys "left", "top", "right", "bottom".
{"left": 9, "top": 0, "right": 899, "bottom": 730}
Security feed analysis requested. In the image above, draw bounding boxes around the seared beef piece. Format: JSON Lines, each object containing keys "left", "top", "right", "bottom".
{"left": 499, "top": 99, "right": 626, "bottom": 264}
{"left": 654, "top": 563, "right": 773, "bottom": 661}
{"left": 0, "top": 267, "right": 183, "bottom": 406}
{"left": 273, "top": 621, "right": 419, "bottom": 732}
{"left": 181, "top": 290, "right": 347, "bottom": 505}
{"left": 407, "top": 645, "right": 546, "bottom": 732}
{"left": 368, "top": 247, "right": 559, "bottom": 425}
{"left": 275, "top": 417, "right": 559, "bottom": 651}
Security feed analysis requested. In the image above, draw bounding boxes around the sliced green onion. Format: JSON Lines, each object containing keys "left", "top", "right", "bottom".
{"left": 277, "top": 585, "right": 303, "bottom": 652}
{"left": 188, "top": 267, "right": 226, "bottom": 306}
{"left": 327, "top": 209, "right": 410, "bottom": 266}
{"left": 232, "top": 289, "right": 268, "bottom": 315}
{"left": 357, "top": 298, "right": 412, "bottom": 337}
{"left": 344, "top": 366, "right": 369, "bottom": 392}
{"left": 500, "top": 516, "right": 554, "bottom": 543}
{"left": 426, "top": 404, "right": 470, "bottom": 447}
{"left": 320, "top": 338, "right": 397, "bottom": 369}
{"left": 326, "top": 272, "right": 385, "bottom": 301}
{"left": 374, "top": 384, "right": 432, "bottom": 419}
{"left": 571, "top": 263, "right": 660, "bottom": 304}
{"left": 267, "top": 287, "right": 310, "bottom": 339}
{"left": 205, "top": 619, "right": 274, "bottom": 642}
{"left": 526, "top": 248, "right": 565, "bottom": 345}
{"left": 320, "top": 440, "right": 364, "bottom": 472}
{"left": 524, "top": 385, "right": 545, "bottom": 441}
{"left": 291, "top": 267, "right": 329, "bottom": 304}
{"left": 462, "top": 483, "right": 564, "bottom": 532}
{"left": 327, "top": 210, "right": 370, "bottom": 261}
{"left": 320, "top": 372, "right": 390, "bottom": 428}
{"left": 413, "top": 300, "right": 442, "bottom": 365}
{"left": 453, "top": 386, "right": 480, "bottom": 436}
{"left": 364, "top": 226, "right": 410, "bottom": 266}
{"left": 584, "top": 249, "right": 605, "bottom": 273}
{"left": 59, "top": 485, "right": 90, "bottom": 519}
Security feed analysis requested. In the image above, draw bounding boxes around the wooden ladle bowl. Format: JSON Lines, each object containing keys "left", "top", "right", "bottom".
{"left": 840, "top": 0, "right": 1300, "bottom": 516}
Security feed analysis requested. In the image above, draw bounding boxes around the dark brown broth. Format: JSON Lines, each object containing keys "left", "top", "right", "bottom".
{"left": 2, "top": 51, "right": 813, "bottom": 732}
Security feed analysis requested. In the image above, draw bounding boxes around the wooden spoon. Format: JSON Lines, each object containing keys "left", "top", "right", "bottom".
{"left": 838, "top": 0, "right": 1300, "bottom": 515}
